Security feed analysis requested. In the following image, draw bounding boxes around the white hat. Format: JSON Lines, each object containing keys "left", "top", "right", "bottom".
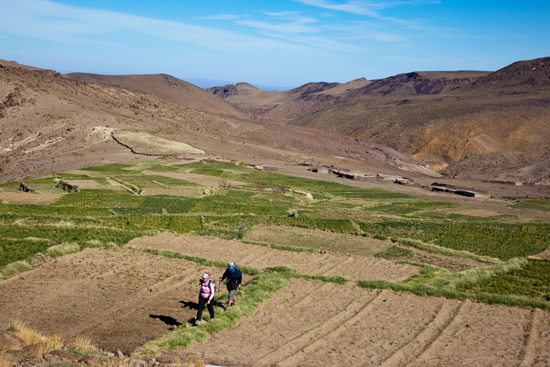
{"left": 228, "top": 262, "right": 235, "bottom": 267}
{"left": 202, "top": 272, "right": 209, "bottom": 279}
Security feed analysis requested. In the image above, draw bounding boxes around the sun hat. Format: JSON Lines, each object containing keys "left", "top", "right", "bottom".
{"left": 202, "top": 272, "right": 209, "bottom": 279}
{"left": 228, "top": 262, "right": 235, "bottom": 267}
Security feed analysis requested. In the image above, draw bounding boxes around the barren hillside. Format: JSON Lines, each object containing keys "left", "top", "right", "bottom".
{"left": 64, "top": 73, "right": 244, "bottom": 118}
{"left": 0, "top": 59, "right": 437, "bottom": 183}
{"left": 211, "top": 58, "right": 550, "bottom": 182}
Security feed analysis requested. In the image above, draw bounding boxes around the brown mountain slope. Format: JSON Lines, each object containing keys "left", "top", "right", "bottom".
{"left": 64, "top": 72, "right": 244, "bottom": 118}
{"left": 469, "top": 57, "right": 550, "bottom": 90}
{"left": 282, "top": 58, "right": 550, "bottom": 181}
{"left": 349, "top": 71, "right": 488, "bottom": 97}
{"left": 0, "top": 61, "right": 437, "bottom": 183}
{"left": 207, "top": 79, "right": 372, "bottom": 121}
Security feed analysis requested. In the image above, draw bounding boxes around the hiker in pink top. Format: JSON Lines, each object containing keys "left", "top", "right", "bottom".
{"left": 195, "top": 272, "right": 215, "bottom": 326}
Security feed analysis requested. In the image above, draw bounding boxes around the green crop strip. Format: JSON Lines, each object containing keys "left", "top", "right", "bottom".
{"left": 358, "top": 258, "right": 550, "bottom": 310}
{"left": 142, "top": 247, "right": 260, "bottom": 275}
{"left": 457, "top": 259, "right": 550, "bottom": 301}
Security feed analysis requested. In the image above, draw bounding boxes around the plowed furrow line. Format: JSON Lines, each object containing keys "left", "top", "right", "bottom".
{"left": 399, "top": 299, "right": 467, "bottom": 366}
{"left": 293, "top": 282, "right": 334, "bottom": 308}
{"left": 236, "top": 249, "right": 267, "bottom": 266}
{"left": 379, "top": 300, "right": 464, "bottom": 367}
{"left": 519, "top": 308, "right": 541, "bottom": 367}
{"left": 316, "top": 256, "right": 355, "bottom": 276}
{"left": 257, "top": 289, "right": 384, "bottom": 366}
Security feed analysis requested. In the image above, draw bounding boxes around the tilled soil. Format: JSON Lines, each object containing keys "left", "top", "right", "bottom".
{"left": 0, "top": 192, "right": 62, "bottom": 205}
{"left": 127, "top": 233, "right": 420, "bottom": 282}
{"left": 144, "top": 171, "right": 250, "bottom": 187}
{"left": 159, "top": 278, "right": 550, "bottom": 367}
{"left": 244, "top": 225, "right": 391, "bottom": 257}
{"left": 1, "top": 241, "right": 549, "bottom": 366}
{"left": 0, "top": 248, "right": 230, "bottom": 354}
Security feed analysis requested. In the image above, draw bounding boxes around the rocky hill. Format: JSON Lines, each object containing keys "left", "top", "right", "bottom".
{"left": 208, "top": 57, "right": 550, "bottom": 182}
{"left": 0, "top": 59, "right": 437, "bottom": 183}
{"left": 65, "top": 72, "right": 244, "bottom": 118}
{"left": 2, "top": 57, "right": 549, "bottom": 184}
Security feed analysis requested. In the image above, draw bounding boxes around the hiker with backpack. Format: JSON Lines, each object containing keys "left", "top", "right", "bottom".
{"left": 195, "top": 272, "right": 215, "bottom": 326}
{"left": 220, "top": 261, "right": 242, "bottom": 307}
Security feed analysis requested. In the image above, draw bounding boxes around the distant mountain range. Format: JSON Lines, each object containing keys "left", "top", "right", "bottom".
{"left": 206, "top": 58, "right": 550, "bottom": 181}
{"left": 1, "top": 56, "right": 549, "bottom": 184}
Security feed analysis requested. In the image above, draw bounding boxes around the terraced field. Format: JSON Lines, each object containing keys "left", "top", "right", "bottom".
{"left": 0, "top": 247, "right": 232, "bottom": 353}
{"left": 2, "top": 243, "right": 549, "bottom": 366}
{"left": 161, "top": 279, "right": 550, "bottom": 367}
{"left": 128, "top": 233, "right": 419, "bottom": 282}
{"left": 0, "top": 192, "right": 62, "bottom": 205}
{"left": 1, "top": 159, "right": 549, "bottom": 366}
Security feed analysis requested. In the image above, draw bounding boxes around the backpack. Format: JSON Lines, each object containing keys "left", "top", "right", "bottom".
{"left": 201, "top": 278, "right": 216, "bottom": 293}
{"left": 229, "top": 267, "right": 242, "bottom": 282}
{"left": 209, "top": 279, "right": 217, "bottom": 293}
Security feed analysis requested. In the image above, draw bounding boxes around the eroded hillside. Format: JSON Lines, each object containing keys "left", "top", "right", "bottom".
{"left": 0, "top": 60, "right": 437, "bottom": 183}
{"left": 209, "top": 58, "right": 550, "bottom": 182}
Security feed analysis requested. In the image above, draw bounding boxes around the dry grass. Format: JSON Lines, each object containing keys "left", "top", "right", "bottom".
{"left": 7, "top": 320, "right": 62, "bottom": 353}
{"left": 0, "top": 353, "right": 12, "bottom": 367}
{"left": 7, "top": 320, "right": 103, "bottom": 355}
{"left": 46, "top": 243, "right": 81, "bottom": 257}
{"left": 113, "top": 130, "right": 205, "bottom": 155}
{"left": 0, "top": 261, "right": 31, "bottom": 279}
{"left": 67, "top": 335, "right": 102, "bottom": 355}
{"left": 8, "top": 320, "right": 63, "bottom": 352}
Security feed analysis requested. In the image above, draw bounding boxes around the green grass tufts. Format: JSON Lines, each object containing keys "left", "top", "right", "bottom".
{"left": 46, "top": 243, "right": 81, "bottom": 257}
{"left": 0, "top": 260, "right": 32, "bottom": 279}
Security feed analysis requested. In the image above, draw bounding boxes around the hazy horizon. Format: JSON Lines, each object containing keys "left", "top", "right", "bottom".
{"left": 1, "top": 0, "right": 549, "bottom": 89}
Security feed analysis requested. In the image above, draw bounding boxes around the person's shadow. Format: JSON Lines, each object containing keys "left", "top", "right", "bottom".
{"left": 179, "top": 300, "right": 199, "bottom": 310}
{"left": 149, "top": 314, "right": 181, "bottom": 328}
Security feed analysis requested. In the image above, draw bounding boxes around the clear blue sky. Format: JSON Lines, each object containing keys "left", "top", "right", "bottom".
{"left": 1, "top": 0, "right": 549, "bottom": 89}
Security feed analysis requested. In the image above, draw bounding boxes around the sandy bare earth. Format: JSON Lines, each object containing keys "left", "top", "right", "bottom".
{"left": 62, "top": 179, "right": 108, "bottom": 190}
{"left": 159, "top": 278, "right": 550, "bottom": 367}
{"left": 0, "top": 248, "right": 236, "bottom": 354}
{"left": 145, "top": 171, "right": 250, "bottom": 188}
{"left": 127, "top": 233, "right": 420, "bottom": 282}
{"left": 0, "top": 192, "right": 62, "bottom": 205}
{"left": 244, "top": 225, "right": 391, "bottom": 257}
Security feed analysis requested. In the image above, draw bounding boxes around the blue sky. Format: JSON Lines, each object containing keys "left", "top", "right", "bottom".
{"left": 0, "top": 0, "right": 549, "bottom": 89}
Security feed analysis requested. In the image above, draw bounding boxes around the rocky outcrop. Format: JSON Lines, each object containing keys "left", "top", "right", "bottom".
{"left": 0, "top": 331, "right": 27, "bottom": 352}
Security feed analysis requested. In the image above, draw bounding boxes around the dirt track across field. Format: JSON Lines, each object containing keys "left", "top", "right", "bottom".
{"left": 127, "top": 233, "right": 420, "bottom": 282}
{"left": 159, "top": 278, "right": 550, "bottom": 367}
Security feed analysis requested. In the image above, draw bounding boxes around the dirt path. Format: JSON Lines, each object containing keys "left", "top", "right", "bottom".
{"left": 0, "top": 248, "right": 229, "bottom": 354}
{"left": 158, "top": 278, "right": 550, "bottom": 367}
{"left": 127, "top": 233, "right": 420, "bottom": 282}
